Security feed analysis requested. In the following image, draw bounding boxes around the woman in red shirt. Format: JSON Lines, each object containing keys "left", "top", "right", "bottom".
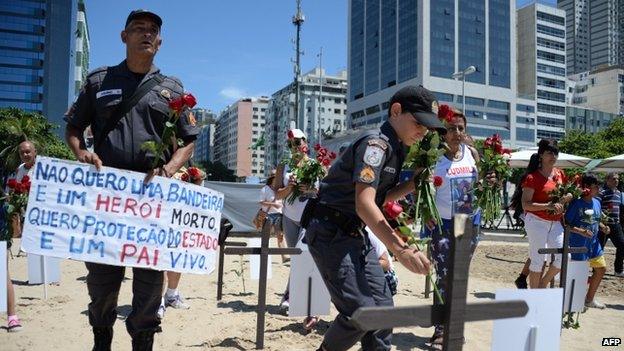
{"left": 520, "top": 140, "right": 572, "bottom": 288}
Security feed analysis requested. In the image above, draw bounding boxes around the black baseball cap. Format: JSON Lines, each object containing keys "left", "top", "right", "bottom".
{"left": 389, "top": 85, "right": 446, "bottom": 133}
{"left": 125, "top": 10, "right": 162, "bottom": 28}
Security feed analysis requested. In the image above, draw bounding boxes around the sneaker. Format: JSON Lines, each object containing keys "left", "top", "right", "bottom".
{"left": 165, "top": 294, "right": 190, "bottom": 309}
{"left": 7, "top": 318, "right": 22, "bottom": 332}
{"left": 157, "top": 303, "right": 166, "bottom": 319}
{"left": 614, "top": 272, "right": 624, "bottom": 278}
{"left": 514, "top": 275, "right": 528, "bottom": 289}
{"left": 584, "top": 299, "right": 606, "bottom": 309}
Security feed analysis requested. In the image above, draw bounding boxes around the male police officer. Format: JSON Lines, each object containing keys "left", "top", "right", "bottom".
{"left": 65, "top": 10, "right": 198, "bottom": 351}
{"left": 302, "top": 86, "right": 445, "bottom": 351}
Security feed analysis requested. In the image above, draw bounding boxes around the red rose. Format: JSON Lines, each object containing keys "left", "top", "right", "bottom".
{"left": 438, "top": 104, "right": 454, "bottom": 122}
{"left": 182, "top": 93, "right": 197, "bottom": 109}
{"left": 181, "top": 173, "right": 190, "bottom": 182}
{"left": 502, "top": 148, "right": 512, "bottom": 154}
{"left": 188, "top": 167, "right": 201, "bottom": 179}
{"left": 383, "top": 201, "right": 403, "bottom": 220}
{"left": 7, "top": 178, "right": 17, "bottom": 189}
{"left": 169, "top": 97, "right": 185, "bottom": 113}
{"left": 314, "top": 144, "right": 321, "bottom": 151}
{"left": 287, "top": 130, "right": 294, "bottom": 139}
{"left": 329, "top": 152, "right": 337, "bottom": 160}
{"left": 433, "top": 176, "right": 444, "bottom": 187}
{"left": 23, "top": 182, "right": 31, "bottom": 192}
{"left": 14, "top": 183, "right": 23, "bottom": 193}
{"left": 495, "top": 143, "right": 503, "bottom": 154}
{"left": 322, "top": 158, "right": 331, "bottom": 167}
{"left": 21, "top": 175, "right": 30, "bottom": 184}
{"left": 582, "top": 188, "right": 591, "bottom": 197}
{"left": 318, "top": 148, "right": 327, "bottom": 157}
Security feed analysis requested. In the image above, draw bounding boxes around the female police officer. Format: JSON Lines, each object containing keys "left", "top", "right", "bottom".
{"left": 302, "top": 86, "right": 445, "bottom": 351}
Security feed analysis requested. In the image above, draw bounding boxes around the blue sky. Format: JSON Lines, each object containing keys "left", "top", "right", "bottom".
{"left": 85, "top": 0, "right": 347, "bottom": 112}
{"left": 85, "top": 0, "right": 556, "bottom": 112}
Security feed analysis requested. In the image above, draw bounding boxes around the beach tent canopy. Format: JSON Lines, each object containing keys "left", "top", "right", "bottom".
{"left": 508, "top": 148, "right": 592, "bottom": 169}
{"left": 591, "top": 154, "right": 624, "bottom": 173}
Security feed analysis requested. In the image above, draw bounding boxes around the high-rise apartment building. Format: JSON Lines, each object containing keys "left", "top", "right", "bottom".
{"left": 75, "top": 0, "right": 89, "bottom": 96}
{"left": 517, "top": 3, "right": 568, "bottom": 141}
{"left": 558, "top": 0, "right": 624, "bottom": 74}
{"left": 191, "top": 108, "right": 217, "bottom": 164}
{"left": 0, "top": 0, "right": 80, "bottom": 130}
{"left": 347, "top": 0, "right": 522, "bottom": 146}
{"left": 264, "top": 68, "right": 347, "bottom": 171}
{"left": 213, "top": 97, "right": 269, "bottom": 179}
{"left": 568, "top": 65, "right": 624, "bottom": 115}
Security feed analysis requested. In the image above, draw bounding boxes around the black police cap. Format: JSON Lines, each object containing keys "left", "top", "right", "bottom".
{"left": 125, "top": 9, "right": 162, "bottom": 28}
{"left": 389, "top": 85, "right": 446, "bottom": 133}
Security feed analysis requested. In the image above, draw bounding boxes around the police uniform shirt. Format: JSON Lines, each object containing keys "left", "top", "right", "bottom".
{"left": 318, "top": 121, "right": 405, "bottom": 217}
{"left": 65, "top": 60, "right": 199, "bottom": 172}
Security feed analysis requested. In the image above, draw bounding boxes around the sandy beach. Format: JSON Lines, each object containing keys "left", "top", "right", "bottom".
{"left": 2, "top": 237, "right": 623, "bottom": 350}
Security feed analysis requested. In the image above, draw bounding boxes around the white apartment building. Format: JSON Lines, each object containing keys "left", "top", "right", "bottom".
{"left": 517, "top": 3, "right": 568, "bottom": 141}
{"left": 265, "top": 68, "right": 348, "bottom": 171}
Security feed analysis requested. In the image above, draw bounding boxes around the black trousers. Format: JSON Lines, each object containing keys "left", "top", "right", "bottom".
{"left": 600, "top": 223, "right": 624, "bottom": 274}
{"left": 86, "top": 262, "right": 163, "bottom": 337}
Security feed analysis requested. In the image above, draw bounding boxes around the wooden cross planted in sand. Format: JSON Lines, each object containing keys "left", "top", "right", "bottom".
{"left": 538, "top": 225, "right": 587, "bottom": 322}
{"left": 216, "top": 219, "right": 302, "bottom": 349}
{"left": 351, "top": 214, "right": 530, "bottom": 351}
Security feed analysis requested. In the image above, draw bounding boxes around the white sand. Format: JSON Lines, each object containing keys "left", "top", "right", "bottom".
{"left": 3, "top": 239, "right": 623, "bottom": 350}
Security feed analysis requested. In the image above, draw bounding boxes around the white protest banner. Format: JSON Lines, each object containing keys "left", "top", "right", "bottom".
{"left": 21, "top": 157, "right": 224, "bottom": 275}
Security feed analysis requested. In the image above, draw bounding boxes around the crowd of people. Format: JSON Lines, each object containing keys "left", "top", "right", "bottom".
{"left": 0, "top": 7, "right": 622, "bottom": 351}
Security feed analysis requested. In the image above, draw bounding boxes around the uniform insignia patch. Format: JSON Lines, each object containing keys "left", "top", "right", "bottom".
{"left": 359, "top": 166, "right": 376, "bottom": 183}
{"left": 188, "top": 111, "right": 197, "bottom": 126}
{"left": 96, "top": 89, "right": 122, "bottom": 99}
{"left": 363, "top": 145, "right": 384, "bottom": 167}
{"left": 367, "top": 138, "right": 388, "bottom": 150}
{"left": 383, "top": 166, "right": 396, "bottom": 174}
{"left": 160, "top": 89, "right": 171, "bottom": 99}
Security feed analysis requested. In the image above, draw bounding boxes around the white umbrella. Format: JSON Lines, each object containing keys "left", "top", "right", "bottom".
{"left": 508, "top": 148, "right": 592, "bottom": 168}
{"left": 592, "top": 154, "right": 624, "bottom": 172}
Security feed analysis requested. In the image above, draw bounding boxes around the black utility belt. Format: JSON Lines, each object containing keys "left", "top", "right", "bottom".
{"left": 312, "top": 204, "right": 363, "bottom": 237}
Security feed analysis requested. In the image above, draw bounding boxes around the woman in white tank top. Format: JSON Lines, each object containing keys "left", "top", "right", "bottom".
{"left": 423, "top": 106, "right": 485, "bottom": 349}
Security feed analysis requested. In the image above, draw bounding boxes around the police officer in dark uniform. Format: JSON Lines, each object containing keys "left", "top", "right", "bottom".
{"left": 302, "top": 86, "right": 445, "bottom": 351}
{"left": 64, "top": 10, "right": 198, "bottom": 351}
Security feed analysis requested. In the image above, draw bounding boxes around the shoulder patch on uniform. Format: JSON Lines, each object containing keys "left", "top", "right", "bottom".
{"left": 367, "top": 138, "right": 388, "bottom": 150}
{"left": 87, "top": 66, "right": 109, "bottom": 77}
{"left": 359, "top": 165, "right": 376, "bottom": 183}
{"left": 363, "top": 144, "right": 384, "bottom": 167}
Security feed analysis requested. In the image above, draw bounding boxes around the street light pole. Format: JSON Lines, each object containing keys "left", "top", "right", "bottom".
{"left": 452, "top": 65, "right": 476, "bottom": 116}
{"left": 317, "top": 46, "right": 323, "bottom": 145}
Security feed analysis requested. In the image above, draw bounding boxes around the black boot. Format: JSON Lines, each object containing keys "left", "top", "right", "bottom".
{"left": 92, "top": 327, "right": 113, "bottom": 351}
{"left": 132, "top": 331, "right": 155, "bottom": 351}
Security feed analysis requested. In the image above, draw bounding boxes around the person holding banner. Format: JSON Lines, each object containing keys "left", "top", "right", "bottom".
{"left": 64, "top": 9, "right": 198, "bottom": 350}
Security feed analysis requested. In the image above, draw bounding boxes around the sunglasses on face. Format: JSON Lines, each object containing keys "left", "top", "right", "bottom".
{"left": 288, "top": 138, "right": 305, "bottom": 148}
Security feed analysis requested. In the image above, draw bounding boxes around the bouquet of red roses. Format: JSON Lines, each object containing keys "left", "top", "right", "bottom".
{"left": 3, "top": 175, "right": 31, "bottom": 238}
{"left": 142, "top": 92, "right": 197, "bottom": 169}
{"left": 403, "top": 126, "right": 449, "bottom": 233}
{"left": 548, "top": 174, "right": 582, "bottom": 211}
{"left": 284, "top": 143, "right": 336, "bottom": 205}
{"left": 474, "top": 134, "right": 512, "bottom": 226}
